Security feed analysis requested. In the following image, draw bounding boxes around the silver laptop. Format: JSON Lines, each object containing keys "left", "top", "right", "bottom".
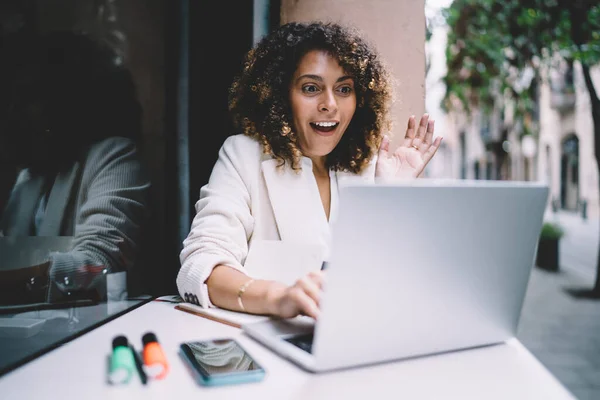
{"left": 242, "top": 180, "right": 549, "bottom": 372}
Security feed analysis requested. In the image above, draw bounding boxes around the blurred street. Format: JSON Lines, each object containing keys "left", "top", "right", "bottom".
{"left": 545, "top": 211, "right": 599, "bottom": 283}
{"left": 518, "top": 211, "right": 600, "bottom": 400}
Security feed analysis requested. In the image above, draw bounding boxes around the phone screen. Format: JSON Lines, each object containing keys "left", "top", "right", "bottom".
{"left": 180, "top": 339, "right": 265, "bottom": 384}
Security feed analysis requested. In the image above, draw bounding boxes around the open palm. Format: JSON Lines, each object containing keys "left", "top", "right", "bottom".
{"left": 375, "top": 114, "right": 442, "bottom": 180}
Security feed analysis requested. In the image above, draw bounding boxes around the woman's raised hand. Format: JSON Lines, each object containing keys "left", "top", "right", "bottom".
{"left": 375, "top": 114, "right": 442, "bottom": 180}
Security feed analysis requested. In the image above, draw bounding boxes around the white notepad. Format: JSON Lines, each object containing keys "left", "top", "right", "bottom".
{"left": 243, "top": 240, "right": 324, "bottom": 285}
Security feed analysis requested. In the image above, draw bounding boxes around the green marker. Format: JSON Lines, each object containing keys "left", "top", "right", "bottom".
{"left": 109, "top": 335, "right": 136, "bottom": 385}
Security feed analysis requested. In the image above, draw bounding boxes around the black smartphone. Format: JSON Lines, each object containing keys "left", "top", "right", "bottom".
{"left": 179, "top": 338, "right": 266, "bottom": 386}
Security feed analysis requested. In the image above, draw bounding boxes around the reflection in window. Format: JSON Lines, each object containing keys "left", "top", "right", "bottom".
{"left": 0, "top": 30, "right": 151, "bottom": 305}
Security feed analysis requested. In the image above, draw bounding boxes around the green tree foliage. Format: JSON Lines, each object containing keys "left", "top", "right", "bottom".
{"left": 444, "top": 0, "right": 600, "bottom": 294}
{"left": 444, "top": 0, "right": 599, "bottom": 107}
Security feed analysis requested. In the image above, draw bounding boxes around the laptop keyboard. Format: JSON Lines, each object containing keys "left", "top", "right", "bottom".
{"left": 284, "top": 333, "right": 314, "bottom": 354}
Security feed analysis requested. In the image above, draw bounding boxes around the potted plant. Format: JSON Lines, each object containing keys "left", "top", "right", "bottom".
{"left": 535, "top": 222, "right": 564, "bottom": 272}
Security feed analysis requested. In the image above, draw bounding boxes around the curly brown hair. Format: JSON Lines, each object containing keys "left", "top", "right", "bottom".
{"left": 228, "top": 21, "right": 392, "bottom": 173}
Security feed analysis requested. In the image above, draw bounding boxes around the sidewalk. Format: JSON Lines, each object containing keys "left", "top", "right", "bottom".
{"left": 517, "top": 260, "right": 600, "bottom": 399}
{"left": 544, "top": 210, "right": 599, "bottom": 282}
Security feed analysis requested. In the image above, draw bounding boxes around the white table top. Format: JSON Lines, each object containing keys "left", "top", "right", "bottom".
{"left": 0, "top": 300, "right": 576, "bottom": 400}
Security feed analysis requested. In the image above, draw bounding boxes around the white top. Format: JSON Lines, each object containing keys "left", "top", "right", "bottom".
{"left": 323, "top": 168, "right": 339, "bottom": 261}
{"left": 328, "top": 168, "right": 339, "bottom": 227}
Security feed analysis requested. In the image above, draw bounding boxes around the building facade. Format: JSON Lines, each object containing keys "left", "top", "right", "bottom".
{"left": 538, "top": 61, "right": 600, "bottom": 218}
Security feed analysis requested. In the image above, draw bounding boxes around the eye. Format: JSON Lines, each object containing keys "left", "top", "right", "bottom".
{"left": 337, "top": 86, "right": 354, "bottom": 95}
{"left": 302, "top": 84, "right": 319, "bottom": 94}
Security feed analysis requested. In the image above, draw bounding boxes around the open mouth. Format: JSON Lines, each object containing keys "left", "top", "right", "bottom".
{"left": 310, "top": 122, "right": 339, "bottom": 134}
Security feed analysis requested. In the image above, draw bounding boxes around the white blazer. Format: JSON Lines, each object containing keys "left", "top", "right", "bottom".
{"left": 177, "top": 134, "right": 375, "bottom": 307}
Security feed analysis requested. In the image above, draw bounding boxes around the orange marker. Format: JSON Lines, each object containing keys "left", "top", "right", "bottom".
{"left": 142, "top": 332, "right": 169, "bottom": 379}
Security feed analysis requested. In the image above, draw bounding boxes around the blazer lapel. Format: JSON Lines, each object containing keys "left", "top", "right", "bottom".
{"left": 38, "top": 162, "right": 80, "bottom": 236}
{"left": 261, "top": 158, "right": 324, "bottom": 242}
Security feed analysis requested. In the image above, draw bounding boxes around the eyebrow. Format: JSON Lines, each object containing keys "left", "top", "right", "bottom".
{"left": 295, "top": 74, "right": 354, "bottom": 84}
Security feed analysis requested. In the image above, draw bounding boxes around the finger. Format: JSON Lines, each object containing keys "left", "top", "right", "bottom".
{"left": 296, "top": 276, "right": 322, "bottom": 306}
{"left": 290, "top": 288, "right": 320, "bottom": 319}
{"left": 424, "top": 119, "right": 435, "bottom": 145}
{"left": 378, "top": 135, "right": 390, "bottom": 157}
{"left": 415, "top": 114, "right": 429, "bottom": 140}
{"left": 401, "top": 115, "right": 416, "bottom": 147}
{"left": 423, "top": 136, "right": 443, "bottom": 163}
{"left": 409, "top": 136, "right": 423, "bottom": 152}
{"left": 412, "top": 119, "right": 435, "bottom": 154}
{"left": 307, "top": 270, "right": 324, "bottom": 289}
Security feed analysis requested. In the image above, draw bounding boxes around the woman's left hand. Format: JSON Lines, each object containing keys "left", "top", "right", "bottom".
{"left": 375, "top": 114, "right": 442, "bottom": 180}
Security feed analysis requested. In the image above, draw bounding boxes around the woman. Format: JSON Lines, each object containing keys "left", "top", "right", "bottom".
{"left": 177, "top": 22, "right": 441, "bottom": 319}
{"left": 0, "top": 30, "right": 150, "bottom": 303}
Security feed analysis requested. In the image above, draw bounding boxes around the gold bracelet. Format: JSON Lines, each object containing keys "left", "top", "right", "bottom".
{"left": 237, "top": 279, "right": 255, "bottom": 312}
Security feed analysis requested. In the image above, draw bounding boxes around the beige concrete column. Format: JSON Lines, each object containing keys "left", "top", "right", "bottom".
{"left": 280, "top": 0, "right": 426, "bottom": 148}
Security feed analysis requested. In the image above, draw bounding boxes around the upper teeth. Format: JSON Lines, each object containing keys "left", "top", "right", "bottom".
{"left": 314, "top": 122, "right": 336, "bottom": 127}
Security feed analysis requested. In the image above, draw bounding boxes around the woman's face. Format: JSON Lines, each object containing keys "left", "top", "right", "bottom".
{"left": 289, "top": 50, "right": 356, "bottom": 160}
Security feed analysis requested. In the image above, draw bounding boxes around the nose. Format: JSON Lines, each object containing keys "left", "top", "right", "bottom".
{"left": 318, "top": 90, "right": 337, "bottom": 113}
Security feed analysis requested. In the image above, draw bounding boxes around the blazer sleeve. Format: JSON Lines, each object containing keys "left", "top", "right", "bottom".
{"left": 48, "top": 137, "right": 150, "bottom": 300}
{"left": 177, "top": 135, "right": 255, "bottom": 308}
